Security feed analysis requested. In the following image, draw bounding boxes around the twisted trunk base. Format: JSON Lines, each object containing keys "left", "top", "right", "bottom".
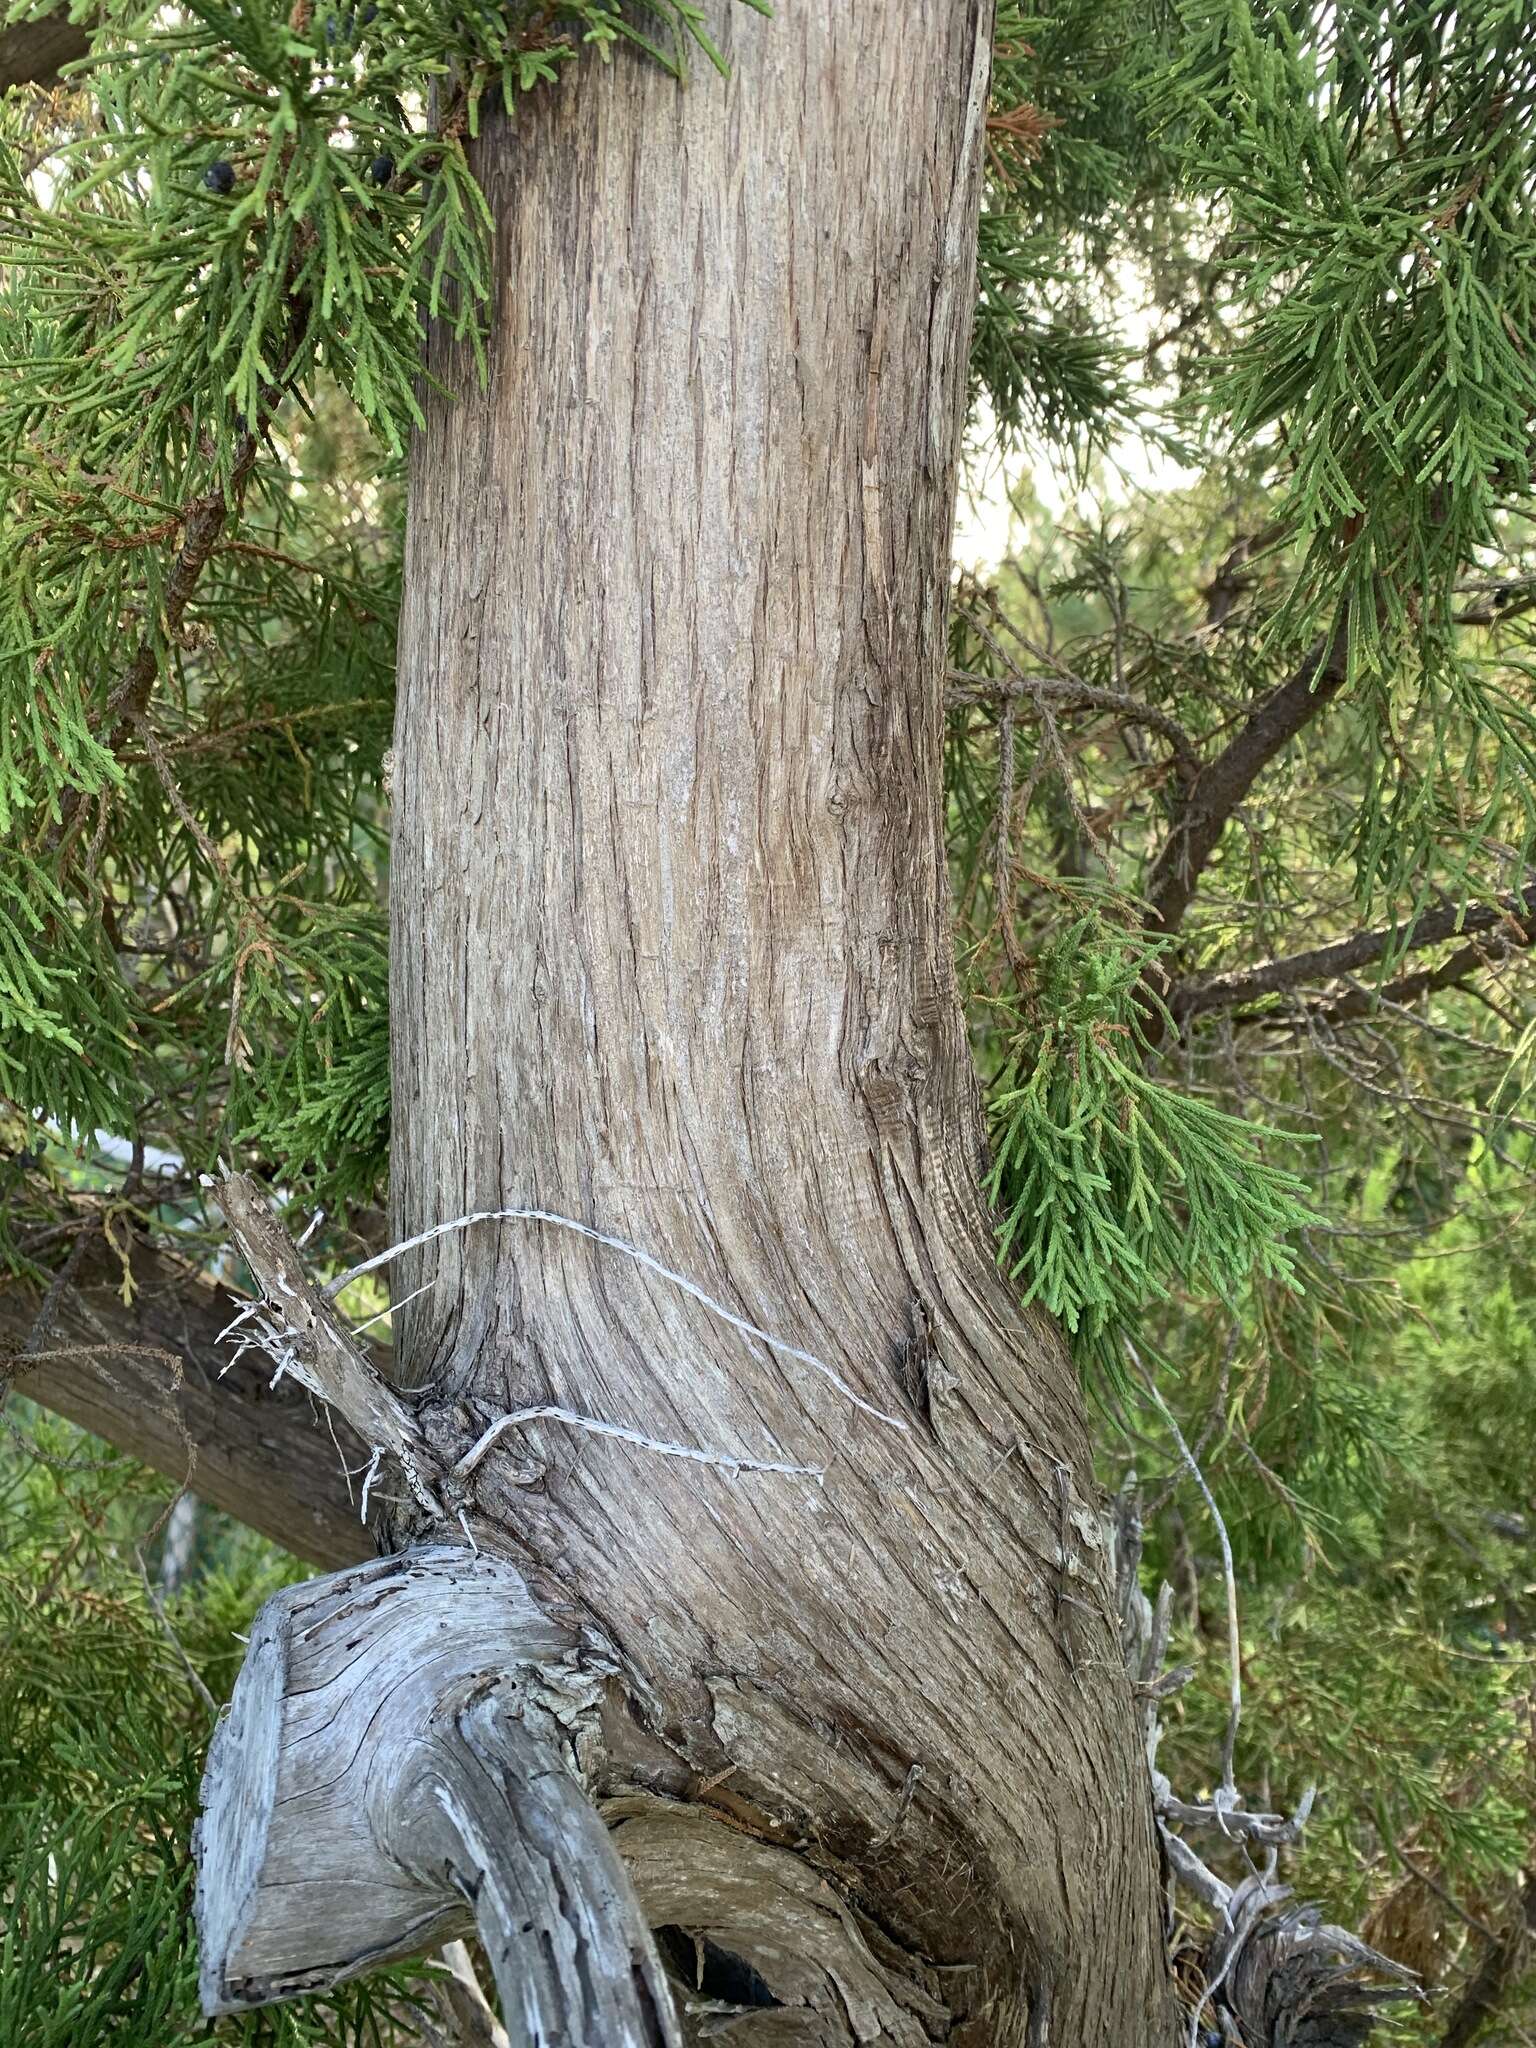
{"left": 193, "top": 1181, "right": 1415, "bottom": 2047}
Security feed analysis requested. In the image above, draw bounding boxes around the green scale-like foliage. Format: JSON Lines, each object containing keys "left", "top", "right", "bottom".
{"left": 1156, "top": 0, "right": 1536, "bottom": 905}
{"left": 984, "top": 914, "right": 1318, "bottom": 1384}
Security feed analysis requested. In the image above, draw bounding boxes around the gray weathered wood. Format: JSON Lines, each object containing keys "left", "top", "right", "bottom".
{"left": 211, "top": 1171, "right": 448, "bottom": 1522}
{"left": 610, "top": 1794, "right": 955, "bottom": 2046}
{"left": 195, "top": 1545, "right": 679, "bottom": 2046}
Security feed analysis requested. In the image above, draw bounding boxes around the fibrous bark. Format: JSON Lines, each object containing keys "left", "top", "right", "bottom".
{"left": 201, "top": 5, "right": 1178, "bottom": 2043}
{"left": 379, "top": 4, "right": 1174, "bottom": 2040}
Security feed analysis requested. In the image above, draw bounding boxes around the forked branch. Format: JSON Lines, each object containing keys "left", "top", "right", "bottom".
{"left": 1173, "top": 883, "right": 1536, "bottom": 1023}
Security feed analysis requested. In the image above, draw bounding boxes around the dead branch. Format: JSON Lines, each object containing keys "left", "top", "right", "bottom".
{"left": 207, "top": 1171, "right": 448, "bottom": 1522}
{"left": 1112, "top": 1478, "right": 1421, "bottom": 2046}
{"left": 946, "top": 664, "right": 1202, "bottom": 787}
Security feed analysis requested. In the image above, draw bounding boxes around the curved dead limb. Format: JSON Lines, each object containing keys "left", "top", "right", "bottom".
{"left": 194, "top": 1546, "right": 679, "bottom": 2047}
{"left": 1113, "top": 1485, "right": 1420, "bottom": 2046}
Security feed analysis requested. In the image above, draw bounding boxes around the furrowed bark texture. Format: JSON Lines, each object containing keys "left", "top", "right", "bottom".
{"left": 388, "top": 6, "right": 1175, "bottom": 2043}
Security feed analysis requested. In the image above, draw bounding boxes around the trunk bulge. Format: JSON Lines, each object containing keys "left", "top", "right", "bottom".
{"left": 386, "top": 4, "right": 1174, "bottom": 2041}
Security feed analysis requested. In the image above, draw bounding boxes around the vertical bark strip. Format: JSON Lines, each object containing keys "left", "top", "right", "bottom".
{"left": 391, "top": 6, "right": 1176, "bottom": 2040}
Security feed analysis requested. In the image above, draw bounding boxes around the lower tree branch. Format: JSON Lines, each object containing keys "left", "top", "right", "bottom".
{"left": 0, "top": 8, "right": 90, "bottom": 92}
{"left": 1312, "top": 919, "right": 1536, "bottom": 1026}
{"left": 195, "top": 1546, "right": 680, "bottom": 2047}
{"left": 1, "top": 1229, "right": 371, "bottom": 1567}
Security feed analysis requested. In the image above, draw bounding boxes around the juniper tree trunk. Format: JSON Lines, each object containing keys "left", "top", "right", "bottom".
{"left": 206, "top": 5, "right": 1178, "bottom": 2043}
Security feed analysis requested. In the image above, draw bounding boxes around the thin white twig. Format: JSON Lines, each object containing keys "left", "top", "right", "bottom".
{"left": 327, "top": 1208, "right": 907, "bottom": 1430}
{"left": 358, "top": 1445, "right": 384, "bottom": 1524}
{"left": 133, "top": 1544, "right": 219, "bottom": 1722}
{"left": 1131, "top": 1341, "right": 1243, "bottom": 1804}
{"left": 217, "top": 1339, "right": 255, "bottom": 1380}
{"left": 322, "top": 1399, "right": 355, "bottom": 1506}
{"left": 348, "top": 1276, "right": 434, "bottom": 1338}
{"left": 215, "top": 1300, "right": 263, "bottom": 1377}
{"left": 453, "top": 1407, "right": 824, "bottom": 1483}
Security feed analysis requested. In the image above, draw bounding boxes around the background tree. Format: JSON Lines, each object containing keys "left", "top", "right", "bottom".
{"left": 2, "top": 0, "right": 1535, "bottom": 2043}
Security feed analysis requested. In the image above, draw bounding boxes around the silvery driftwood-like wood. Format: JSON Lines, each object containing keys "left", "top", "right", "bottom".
{"left": 195, "top": 1546, "right": 679, "bottom": 2046}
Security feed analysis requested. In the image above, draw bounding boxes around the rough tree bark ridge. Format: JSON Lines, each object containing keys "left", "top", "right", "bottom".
{"left": 201, "top": 7, "right": 1179, "bottom": 2043}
